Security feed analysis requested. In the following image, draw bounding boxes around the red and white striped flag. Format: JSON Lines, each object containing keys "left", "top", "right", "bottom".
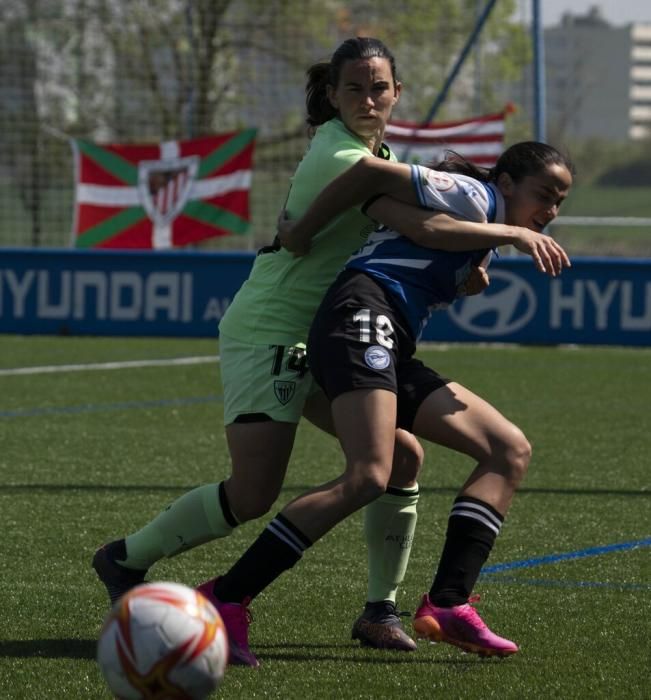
{"left": 71, "top": 130, "right": 256, "bottom": 249}
{"left": 385, "top": 106, "right": 514, "bottom": 167}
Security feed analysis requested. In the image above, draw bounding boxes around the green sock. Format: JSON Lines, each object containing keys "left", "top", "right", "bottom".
{"left": 120, "top": 482, "right": 237, "bottom": 570}
{"left": 363, "top": 485, "right": 419, "bottom": 603}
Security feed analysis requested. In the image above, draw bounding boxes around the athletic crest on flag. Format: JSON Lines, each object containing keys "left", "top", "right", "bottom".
{"left": 385, "top": 105, "right": 514, "bottom": 167}
{"left": 71, "top": 130, "right": 256, "bottom": 249}
{"left": 138, "top": 156, "right": 198, "bottom": 228}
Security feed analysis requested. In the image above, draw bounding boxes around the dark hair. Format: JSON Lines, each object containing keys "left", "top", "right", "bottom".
{"left": 305, "top": 37, "right": 398, "bottom": 130}
{"left": 434, "top": 141, "right": 575, "bottom": 183}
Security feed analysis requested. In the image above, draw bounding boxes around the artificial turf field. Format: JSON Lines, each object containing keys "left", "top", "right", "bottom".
{"left": 1, "top": 336, "right": 649, "bottom": 699}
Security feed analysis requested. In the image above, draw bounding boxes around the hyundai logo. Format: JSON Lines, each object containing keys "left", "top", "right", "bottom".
{"left": 448, "top": 269, "right": 537, "bottom": 336}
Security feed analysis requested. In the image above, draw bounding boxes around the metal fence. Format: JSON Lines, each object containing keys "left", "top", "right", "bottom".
{"left": 1, "top": 0, "right": 649, "bottom": 256}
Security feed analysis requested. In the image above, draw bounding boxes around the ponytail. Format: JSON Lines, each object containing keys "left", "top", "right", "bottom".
{"left": 433, "top": 151, "right": 492, "bottom": 182}
{"left": 305, "top": 63, "right": 338, "bottom": 132}
{"left": 433, "top": 142, "right": 574, "bottom": 183}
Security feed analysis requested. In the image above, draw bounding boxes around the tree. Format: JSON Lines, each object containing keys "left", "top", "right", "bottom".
{"left": 326, "top": 0, "right": 530, "bottom": 122}
{"left": 0, "top": 0, "right": 44, "bottom": 245}
{"left": 0, "top": 0, "right": 535, "bottom": 247}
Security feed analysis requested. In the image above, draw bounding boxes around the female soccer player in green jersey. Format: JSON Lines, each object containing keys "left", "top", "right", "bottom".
{"left": 94, "top": 37, "right": 494, "bottom": 666}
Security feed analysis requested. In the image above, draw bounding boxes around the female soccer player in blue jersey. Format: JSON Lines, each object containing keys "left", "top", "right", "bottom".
{"left": 200, "top": 141, "right": 573, "bottom": 657}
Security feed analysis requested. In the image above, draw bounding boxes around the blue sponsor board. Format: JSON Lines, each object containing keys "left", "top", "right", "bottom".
{"left": 0, "top": 249, "right": 649, "bottom": 346}
{"left": 422, "top": 257, "right": 651, "bottom": 346}
{"left": 0, "top": 248, "right": 252, "bottom": 337}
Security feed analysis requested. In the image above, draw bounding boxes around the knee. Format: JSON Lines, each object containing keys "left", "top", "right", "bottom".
{"left": 227, "top": 486, "right": 278, "bottom": 524}
{"left": 346, "top": 467, "right": 390, "bottom": 508}
{"left": 391, "top": 430, "right": 424, "bottom": 488}
{"left": 233, "top": 499, "right": 272, "bottom": 523}
{"left": 502, "top": 427, "right": 532, "bottom": 487}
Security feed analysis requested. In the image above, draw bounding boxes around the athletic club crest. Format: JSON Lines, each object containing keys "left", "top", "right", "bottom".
{"left": 274, "top": 380, "right": 296, "bottom": 405}
{"left": 137, "top": 156, "right": 199, "bottom": 227}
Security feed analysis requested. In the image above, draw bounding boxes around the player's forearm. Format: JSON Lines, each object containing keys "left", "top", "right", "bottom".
{"left": 368, "top": 197, "right": 520, "bottom": 251}
{"left": 410, "top": 217, "right": 521, "bottom": 250}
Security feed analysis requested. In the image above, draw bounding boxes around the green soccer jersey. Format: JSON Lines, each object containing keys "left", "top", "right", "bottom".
{"left": 219, "top": 118, "right": 395, "bottom": 345}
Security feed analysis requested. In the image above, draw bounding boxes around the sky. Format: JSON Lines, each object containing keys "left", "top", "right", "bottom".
{"left": 537, "top": 1, "right": 651, "bottom": 27}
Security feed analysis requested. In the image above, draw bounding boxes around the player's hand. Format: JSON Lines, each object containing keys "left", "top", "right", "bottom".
{"left": 512, "top": 228, "right": 571, "bottom": 276}
{"left": 464, "top": 265, "right": 490, "bottom": 296}
{"left": 277, "top": 210, "right": 311, "bottom": 257}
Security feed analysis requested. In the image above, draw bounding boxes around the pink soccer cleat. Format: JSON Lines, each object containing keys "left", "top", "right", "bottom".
{"left": 197, "top": 578, "right": 260, "bottom": 668}
{"left": 413, "top": 593, "right": 519, "bottom": 657}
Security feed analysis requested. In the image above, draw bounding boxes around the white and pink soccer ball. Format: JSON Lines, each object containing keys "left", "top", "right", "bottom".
{"left": 97, "top": 582, "right": 228, "bottom": 699}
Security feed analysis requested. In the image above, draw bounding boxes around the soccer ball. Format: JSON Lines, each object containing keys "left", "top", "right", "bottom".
{"left": 97, "top": 582, "right": 228, "bottom": 699}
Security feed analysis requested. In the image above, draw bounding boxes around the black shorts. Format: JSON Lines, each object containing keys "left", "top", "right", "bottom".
{"left": 308, "top": 269, "right": 450, "bottom": 431}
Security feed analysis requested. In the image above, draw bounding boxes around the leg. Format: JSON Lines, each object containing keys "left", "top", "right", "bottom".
{"left": 285, "top": 388, "right": 397, "bottom": 539}
{"left": 92, "top": 423, "right": 296, "bottom": 610}
{"left": 221, "top": 336, "right": 311, "bottom": 523}
{"left": 304, "top": 391, "right": 422, "bottom": 599}
{"left": 223, "top": 420, "right": 297, "bottom": 523}
{"left": 93, "top": 336, "right": 305, "bottom": 615}
{"left": 205, "top": 274, "right": 417, "bottom": 658}
{"left": 304, "top": 390, "right": 421, "bottom": 569}
{"left": 412, "top": 381, "right": 530, "bottom": 515}
{"left": 362, "top": 428, "right": 421, "bottom": 602}
{"left": 192, "top": 419, "right": 297, "bottom": 669}
{"left": 353, "top": 427, "right": 421, "bottom": 650}
{"left": 211, "top": 389, "right": 397, "bottom": 600}
{"left": 411, "top": 382, "right": 530, "bottom": 656}
{"left": 303, "top": 389, "right": 422, "bottom": 488}
{"left": 304, "top": 389, "right": 420, "bottom": 651}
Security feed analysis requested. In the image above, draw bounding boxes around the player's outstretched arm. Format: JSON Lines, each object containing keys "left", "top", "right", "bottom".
{"left": 368, "top": 197, "right": 570, "bottom": 276}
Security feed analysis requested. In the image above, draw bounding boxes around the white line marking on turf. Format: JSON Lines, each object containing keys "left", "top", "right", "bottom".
{"left": 0, "top": 356, "right": 219, "bottom": 377}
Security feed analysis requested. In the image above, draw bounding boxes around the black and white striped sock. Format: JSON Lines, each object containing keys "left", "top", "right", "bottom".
{"left": 429, "top": 496, "right": 504, "bottom": 607}
{"left": 450, "top": 496, "right": 504, "bottom": 536}
{"left": 214, "top": 513, "right": 312, "bottom": 603}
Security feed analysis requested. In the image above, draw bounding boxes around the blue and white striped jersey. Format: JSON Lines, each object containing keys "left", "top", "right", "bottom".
{"left": 345, "top": 164, "right": 505, "bottom": 340}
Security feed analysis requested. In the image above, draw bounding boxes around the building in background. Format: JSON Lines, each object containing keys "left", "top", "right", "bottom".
{"left": 514, "top": 6, "right": 651, "bottom": 143}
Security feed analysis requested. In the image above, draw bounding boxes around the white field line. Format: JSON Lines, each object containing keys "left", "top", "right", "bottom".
{"left": 0, "top": 355, "right": 219, "bottom": 377}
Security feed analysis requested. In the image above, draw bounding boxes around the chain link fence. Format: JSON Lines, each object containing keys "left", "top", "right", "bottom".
{"left": 2, "top": 0, "right": 649, "bottom": 256}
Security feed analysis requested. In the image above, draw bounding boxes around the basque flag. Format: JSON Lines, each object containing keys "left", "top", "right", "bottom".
{"left": 385, "top": 105, "right": 514, "bottom": 167}
{"left": 71, "top": 130, "right": 256, "bottom": 249}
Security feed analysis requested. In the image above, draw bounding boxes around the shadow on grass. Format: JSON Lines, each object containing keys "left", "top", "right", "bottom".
{"left": 240, "top": 642, "right": 483, "bottom": 665}
{"left": 0, "top": 638, "right": 487, "bottom": 667}
{"left": 0, "top": 484, "right": 649, "bottom": 498}
{"left": 0, "top": 638, "right": 96, "bottom": 659}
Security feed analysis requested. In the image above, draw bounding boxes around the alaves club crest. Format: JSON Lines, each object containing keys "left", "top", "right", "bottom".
{"left": 274, "top": 380, "right": 296, "bottom": 405}
{"left": 137, "top": 156, "right": 199, "bottom": 227}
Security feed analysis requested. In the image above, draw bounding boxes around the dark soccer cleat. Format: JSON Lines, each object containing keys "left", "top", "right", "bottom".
{"left": 351, "top": 600, "right": 417, "bottom": 651}
{"left": 92, "top": 539, "right": 147, "bottom": 606}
